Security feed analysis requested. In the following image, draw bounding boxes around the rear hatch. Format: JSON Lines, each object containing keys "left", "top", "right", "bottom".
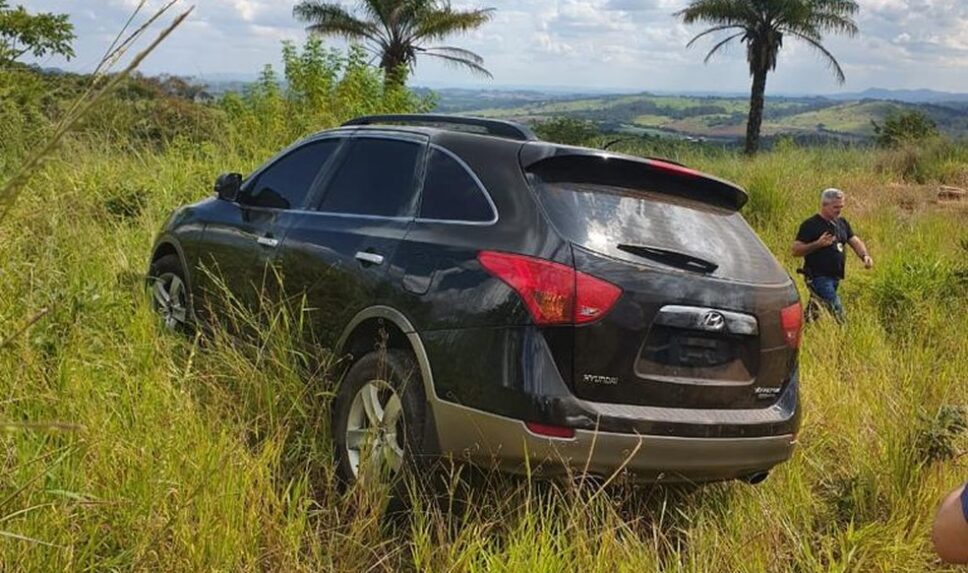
{"left": 523, "top": 149, "right": 800, "bottom": 409}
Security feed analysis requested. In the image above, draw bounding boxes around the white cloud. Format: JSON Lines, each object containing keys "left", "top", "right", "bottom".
{"left": 15, "top": 0, "right": 968, "bottom": 92}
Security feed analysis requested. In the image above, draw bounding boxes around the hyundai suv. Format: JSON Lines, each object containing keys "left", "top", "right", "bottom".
{"left": 148, "top": 114, "right": 803, "bottom": 486}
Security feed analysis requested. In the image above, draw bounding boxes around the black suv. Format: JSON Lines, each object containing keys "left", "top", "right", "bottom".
{"left": 149, "top": 115, "right": 803, "bottom": 486}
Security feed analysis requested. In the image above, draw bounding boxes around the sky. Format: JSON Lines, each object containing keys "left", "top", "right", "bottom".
{"left": 16, "top": 0, "right": 968, "bottom": 94}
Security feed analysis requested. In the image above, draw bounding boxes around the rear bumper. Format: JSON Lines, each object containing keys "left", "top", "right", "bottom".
{"left": 410, "top": 327, "right": 799, "bottom": 482}
{"left": 431, "top": 399, "right": 797, "bottom": 483}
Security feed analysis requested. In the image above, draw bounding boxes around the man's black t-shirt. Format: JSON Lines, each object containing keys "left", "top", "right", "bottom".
{"left": 796, "top": 214, "right": 854, "bottom": 279}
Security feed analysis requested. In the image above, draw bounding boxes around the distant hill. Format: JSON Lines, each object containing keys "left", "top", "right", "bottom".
{"left": 427, "top": 88, "right": 968, "bottom": 143}
{"left": 825, "top": 88, "right": 968, "bottom": 104}
{"left": 84, "top": 69, "right": 966, "bottom": 143}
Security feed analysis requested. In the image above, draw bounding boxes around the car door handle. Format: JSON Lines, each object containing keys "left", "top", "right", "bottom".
{"left": 257, "top": 236, "right": 279, "bottom": 248}
{"left": 355, "top": 251, "right": 384, "bottom": 266}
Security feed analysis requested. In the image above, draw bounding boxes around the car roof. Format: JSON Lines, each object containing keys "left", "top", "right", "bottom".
{"left": 315, "top": 115, "right": 749, "bottom": 210}
{"left": 342, "top": 114, "right": 538, "bottom": 141}
{"left": 311, "top": 123, "right": 533, "bottom": 154}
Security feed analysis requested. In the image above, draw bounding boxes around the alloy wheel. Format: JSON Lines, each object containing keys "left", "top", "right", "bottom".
{"left": 345, "top": 378, "right": 406, "bottom": 481}
{"left": 152, "top": 273, "right": 188, "bottom": 331}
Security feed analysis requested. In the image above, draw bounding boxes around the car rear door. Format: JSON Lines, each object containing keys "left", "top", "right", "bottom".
{"left": 525, "top": 154, "right": 801, "bottom": 410}
{"left": 271, "top": 132, "right": 426, "bottom": 347}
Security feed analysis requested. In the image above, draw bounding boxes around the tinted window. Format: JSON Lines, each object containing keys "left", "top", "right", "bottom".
{"left": 318, "top": 138, "right": 421, "bottom": 217}
{"left": 419, "top": 148, "right": 494, "bottom": 222}
{"left": 532, "top": 181, "right": 786, "bottom": 283}
{"left": 247, "top": 139, "right": 339, "bottom": 209}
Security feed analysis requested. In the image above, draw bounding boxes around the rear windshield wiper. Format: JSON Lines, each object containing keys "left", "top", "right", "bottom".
{"left": 617, "top": 244, "right": 719, "bottom": 274}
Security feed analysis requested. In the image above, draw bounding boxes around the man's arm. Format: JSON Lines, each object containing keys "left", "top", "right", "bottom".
{"left": 792, "top": 232, "right": 835, "bottom": 258}
{"left": 932, "top": 484, "right": 968, "bottom": 564}
{"left": 847, "top": 236, "right": 873, "bottom": 269}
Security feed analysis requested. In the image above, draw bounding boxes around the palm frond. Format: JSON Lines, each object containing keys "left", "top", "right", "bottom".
{"left": 362, "top": 0, "right": 418, "bottom": 43}
{"left": 685, "top": 24, "right": 744, "bottom": 48}
{"left": 424, "top": 51, "right": 493, "bottom": 78}
{"left": 358, "top": 0, "right": 395, "bottom": 26}
{"left": 418, "top": 45, "right": 484, "bottom": 65}
{"left": 703, "top": 31, "right": 745, "bottom": 63}
{"left": 676, "top": 0, "right": 755, "bottom": 27}
{"left": 293, "top": 1, "right": 383, "bottom": 43}
{"left": 772, "top": 0, "right": 857, "bottom": 36}
{"left": 788, "top": 30, "right": 847, "bottom": 83}
{"left": 413, "top": 7, "right": 494, "bottom": 42}
{"left": 802, "top": 8, "right": 858, "bottom": 36}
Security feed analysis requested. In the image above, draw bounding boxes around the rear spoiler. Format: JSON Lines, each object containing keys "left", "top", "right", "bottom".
{"left": 519, "top": 144, "right": 749, "bottom": 210}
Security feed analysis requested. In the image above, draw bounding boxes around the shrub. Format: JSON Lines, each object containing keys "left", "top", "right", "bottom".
{"left": 220, "top": 40, "right": 433, "bottom": 158}
{"left": 869, "top": 254, "right": 968, "bottom": 332}
{"left": 875, "top": 137, "right": 968, "bottom": 183}
{"left": 872, "top": 109, "right": 939, "bottom": 148}
{"left": 532, "top": 117, "right": 599, "bottom": 146}
{"left": 913, "top": 405, "right": 967, "bottom": 466}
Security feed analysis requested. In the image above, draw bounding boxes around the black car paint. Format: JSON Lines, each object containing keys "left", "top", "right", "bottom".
{"left": 150, "top": 123, "right": 801, "bottom": 444}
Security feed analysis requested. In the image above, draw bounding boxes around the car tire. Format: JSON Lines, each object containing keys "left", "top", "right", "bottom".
{"left": 332, "top": 349, "right": 427, "bottom": 489}
{"left": 149, "top": 253, "right": 194, "bottom": 333}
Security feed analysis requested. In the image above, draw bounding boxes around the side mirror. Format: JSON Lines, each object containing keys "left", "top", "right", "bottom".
{"left": 214, "top": 172, "right": 242, "bottom": 202}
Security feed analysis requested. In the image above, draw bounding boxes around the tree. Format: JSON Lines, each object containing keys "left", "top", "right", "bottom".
{"left": 872, "top": 109, "right": 939, "bottom": 147}
{"left": 532, "top": 117, "right": 598, "bottom": 146}
{"left": 677, "top": 0, "right": 858, "bottom": 154}
{"left": 0, "top": 0, "right": 75, "bottom": 67}
{"left": 293, "top": 0, "right": 493, "bottom": 88}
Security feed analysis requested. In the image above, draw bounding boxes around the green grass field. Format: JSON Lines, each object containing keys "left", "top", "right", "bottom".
{"left": 1, "top": 135, "right": 967, "bottom": 571}
{"left": 457, "top": 92, "right": 968, "bottom": 142}
{"left": 767, "top": 102, "right": 900, "bottom": 136}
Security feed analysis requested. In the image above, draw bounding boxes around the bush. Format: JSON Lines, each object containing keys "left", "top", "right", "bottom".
{"left": 532, "top": 117, "right": 599, "bottom": 146}
{"left": 869, "top": 254, "right": 968, "bottom": 333}
{"left": 875, "top": 137, "right": 968, "bottom": 183}
{"left": 914, "top": 405, "right": 967, "bottom": 466}
{"left": 220, "top": 40, "right": 433, "bottom": 159}
{"left": 0, "top": 67, "right": 50, "bottom": 162}
{"left": 872, "top": 109, "right": 939, "bottom": 148}
{"left": 0, "top": 65, "right": 226, "bottom": 158}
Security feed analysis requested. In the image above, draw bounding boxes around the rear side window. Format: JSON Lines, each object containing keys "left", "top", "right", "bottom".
{"left": 247, "top": 139, "right": 339, "bottom": 209}
{"left": 532, "top": 180, "right": 787, "bottom": 284}
{"left": 419, "top": 148, "right": 494, "bottom": 222}
{"left": 318, "top": 138, "right": 421, "bottom": 217}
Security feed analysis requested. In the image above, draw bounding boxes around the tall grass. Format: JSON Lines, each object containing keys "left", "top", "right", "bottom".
{"left": 1, "top": 137, "right": 966, "bottom": 570}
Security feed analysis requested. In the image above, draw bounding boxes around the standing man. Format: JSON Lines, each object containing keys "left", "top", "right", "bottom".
{"left": 792, "top": 188, "right": 873, "bottom": 321}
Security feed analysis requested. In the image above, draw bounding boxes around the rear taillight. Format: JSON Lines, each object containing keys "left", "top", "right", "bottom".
{"left": 477, "top": 251, "right": 621, "bottom": 325}
{"left": 525, "top": 422, "right": 575, "bottom": 439}
{"left": 780, "top": 302, "right": 803, "bottom": 348}
{"left": 574, "top": 272, "right": 622, "bottom": 323}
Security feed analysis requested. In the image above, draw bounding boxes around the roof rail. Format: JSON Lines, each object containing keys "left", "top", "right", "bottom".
{"left": 342, "top": 114, "right": 538, "bottom": 142}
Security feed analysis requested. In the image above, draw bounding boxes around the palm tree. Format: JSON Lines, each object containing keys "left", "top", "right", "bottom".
{"left": 293, "top": 0, "right": 494, "bottom": 88}
{"left": 677, "top": 0, "right": 859, "bottom": 154}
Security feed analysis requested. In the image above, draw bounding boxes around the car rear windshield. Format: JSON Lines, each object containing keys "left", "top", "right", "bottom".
{"left": 531, "top": 179, "right": 788, "bottom": 284}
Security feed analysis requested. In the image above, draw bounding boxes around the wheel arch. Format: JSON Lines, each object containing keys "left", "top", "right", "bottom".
{"left": 149, "top": 236, "right": 193, "bottom": 293}
{"left": 337, "top": 306, "right": 434, "bottom": 395}
{"left": 336, "top": 306, "right": 442, "bottom": 453}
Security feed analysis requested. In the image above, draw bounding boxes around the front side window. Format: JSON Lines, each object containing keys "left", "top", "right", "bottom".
{"left": 419, "top": 148, "right": 494, "bottom": 222}
{"left": 246, "top": 139, "right": 340, "bottom": 209}
{"left": 317, "top": 138, "right": 422, "bottom": 217}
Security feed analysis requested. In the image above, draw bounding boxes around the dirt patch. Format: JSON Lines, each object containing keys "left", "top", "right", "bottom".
{"left": 843, "top": 183, "right": 968, "bottom": 218}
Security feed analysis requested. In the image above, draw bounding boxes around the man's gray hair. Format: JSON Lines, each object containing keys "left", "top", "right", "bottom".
{"left": 821, "top": 188, "right": 845, "bottom": 205}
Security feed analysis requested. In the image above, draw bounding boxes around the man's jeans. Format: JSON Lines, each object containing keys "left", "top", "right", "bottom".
{"left": 810, "top": 275, "right": 845, "bottom": 322}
